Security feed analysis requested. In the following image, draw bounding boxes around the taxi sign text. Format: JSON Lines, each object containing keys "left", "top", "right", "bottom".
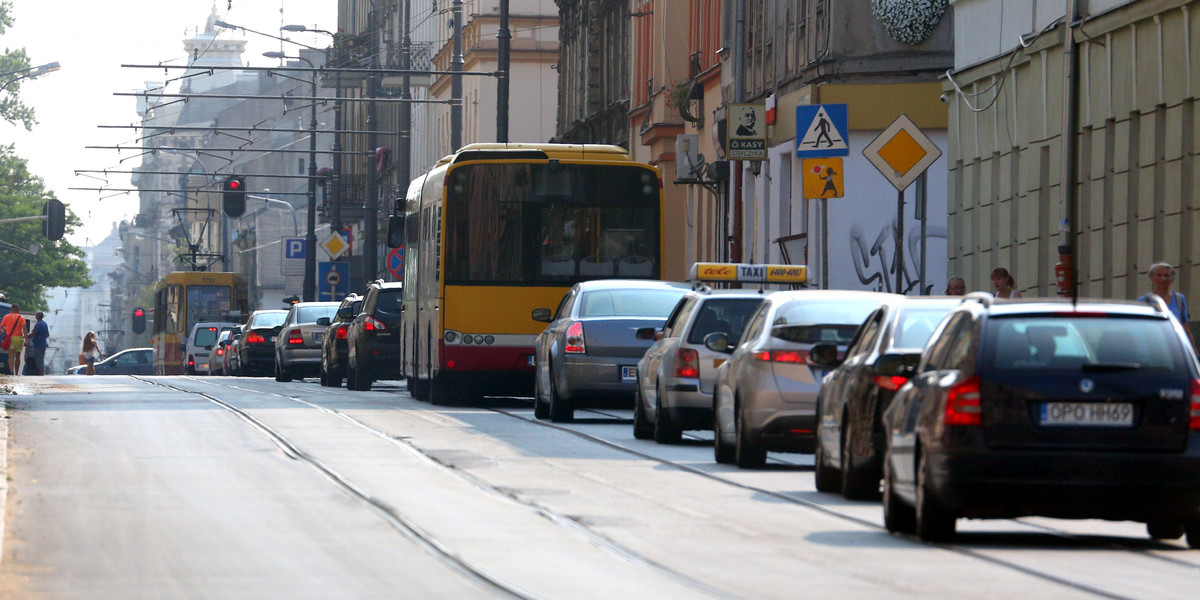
{"left": 690, "top": 262, "right": 807, "bottom": 284}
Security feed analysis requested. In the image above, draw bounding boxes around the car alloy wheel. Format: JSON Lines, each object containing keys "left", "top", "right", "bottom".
{"left": 548, "top": 367, "right": 573, "bottom": 423}
{"left": 915, "top": 448, "right": 955, "bottom": 542}
{"left": 882, "top": 454, "right": 916, "bottom": 534}
{"left": 813, "top": 428, "right": 841, "bottom": 493}
{"left": 841, "top": 419, "right": 880, "bottom": 500}
{"left": 653, "top": 382, "right": 682, "bottom": 444}
{"left": 734, "top": 404, "right": 767, "bottom": 469}
{"left": 632, "top": 384, "right": 652, "bottom": 438}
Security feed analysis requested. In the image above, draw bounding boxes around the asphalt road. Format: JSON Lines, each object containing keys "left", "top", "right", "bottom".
{"left": 0, "top": 375, "right": 1198, "bottom": 599}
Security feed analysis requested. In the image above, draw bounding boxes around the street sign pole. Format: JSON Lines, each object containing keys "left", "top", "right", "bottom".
{"left": 822, "top": 198, "right": 829, "bottom": 290}
{"left": 896, "top": 189, "right": 904, "bottom": 294}
{"left": 918, "top": 172, "right": 928, "bottom": 295}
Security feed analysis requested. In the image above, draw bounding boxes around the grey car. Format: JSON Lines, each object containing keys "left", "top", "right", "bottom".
{"left": 709, "top": 290, "right": 900, "bottom": 468}
{"left": 67, "top": 348, "right": 154, "bottom": 375}
{"left": 274, "top": 301, "right": 341, "bottom": 382}
{"left": 532, "top": 279, "right": 690, "bottom": 422}
{"left": 634, "top": 288, "right": 764, "bottom": 443}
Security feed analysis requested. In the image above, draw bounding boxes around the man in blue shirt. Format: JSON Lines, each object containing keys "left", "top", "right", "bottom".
{"left": 28, "top": 312, "right": 49, "bottom": 376}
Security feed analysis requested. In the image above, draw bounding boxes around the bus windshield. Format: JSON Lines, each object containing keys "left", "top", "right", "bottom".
{"left": 443, "top": 163, "right": 661, "bottom": 285}
{"left": 186, "top": 285, "right": 232, "bottom": 335}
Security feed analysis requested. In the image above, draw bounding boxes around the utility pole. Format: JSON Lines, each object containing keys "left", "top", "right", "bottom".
{"left": 364, "top": 14, "right": 381, "bottom": 282}
{"left": 399, "top": 0, "right": 413, "bottom": 191}
{"left": 497, "top": 0, "right": 511, "bottom": 142}
{"left": 451, "top": 0, "right": 464, "bottom": 151}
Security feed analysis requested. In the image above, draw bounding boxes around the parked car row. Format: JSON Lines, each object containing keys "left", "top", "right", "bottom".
{"left": 174, "top": 265, "right": 1200, "bottom": 548}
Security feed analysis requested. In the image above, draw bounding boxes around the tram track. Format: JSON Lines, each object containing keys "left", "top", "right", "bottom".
{"left": 136, "top": 376, "right": 1200, "bottom": 599}
{"left": 511, "top": 405, "right": 1200, "bottom": 600}
{"left": 142, "top": 377, "right": 742, "bottom": 600}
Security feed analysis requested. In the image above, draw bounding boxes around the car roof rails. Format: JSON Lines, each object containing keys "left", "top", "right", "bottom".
{"left": 1139, "top": 293, "right": 1169, "bottom": 315}
{"left": 962, "top": 291, "right": 994, "bottom": 308}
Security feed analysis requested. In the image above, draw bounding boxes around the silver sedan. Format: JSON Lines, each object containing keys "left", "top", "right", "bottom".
{"left": 709, "top": 290, "right": 900, "bottom": 468}
{"left": 532, "top": 279, "right": 690, "bottom": 422}
{"left": 274, "top": 301, "right": 341, "bottom": 382}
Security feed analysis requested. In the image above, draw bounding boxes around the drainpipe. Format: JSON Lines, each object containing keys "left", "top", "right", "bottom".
{"left": 1056, "top": 0, "right": 1082, "bottom": 297}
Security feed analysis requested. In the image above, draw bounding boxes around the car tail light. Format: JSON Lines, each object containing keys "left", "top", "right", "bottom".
{"left": 187, "top": 356, "right": 195, "bottom": 367}
{"left": 246, "top": 332, "right": 266, "bottom": 344}
{"left": 363, "top": 316, "right": 386, "bottom": 332}
{"left": 564, "top": 321, "right": 586, "bottom": 354}
{"left": 336, "top": 324, "right": 349, "bottom": 340}
{"left": 1190, "top": 379, "right": 1200, "bottom": 430}
{"left": 287, "top": 328, "right": 304, "bottom": 345}
{"left": 945, "top": 375, "right": 982, "bottom": 426}
{"left": 216, "top": 348, "right": 224, "bottom": 357}
{"left": 674, "top": 348, "right": 699, "bottom": 378}
{"left": 754, "top": 350, "right": 809, "bottom": 364}
{"left": 873, "top": 375, "right": 908, "bottom": 391}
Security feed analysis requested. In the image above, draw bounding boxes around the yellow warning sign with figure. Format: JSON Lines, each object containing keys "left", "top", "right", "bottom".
{"left": 802, "top": 158, "right": 844, "bottom": 199}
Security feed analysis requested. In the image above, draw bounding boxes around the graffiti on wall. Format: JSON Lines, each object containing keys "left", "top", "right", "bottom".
{"left": 850, "top": 220, "right": 944, "bottom": 295}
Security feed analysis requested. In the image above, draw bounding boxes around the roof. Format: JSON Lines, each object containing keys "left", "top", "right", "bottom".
{"left": 575, "top": 279, "right": 691, "bottom": 293}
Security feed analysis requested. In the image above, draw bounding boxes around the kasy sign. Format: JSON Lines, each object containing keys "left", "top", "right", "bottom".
{"left": 726, "top": 103, "right": 767, "bottom": 161}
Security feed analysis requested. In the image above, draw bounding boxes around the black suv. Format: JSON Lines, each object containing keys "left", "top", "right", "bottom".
{"left": 345, "top": 280, "right": 404, "bottom": 391}
{"left": 881, "top": 293, "right": 1200, "bottom": 545}
{"left": 320, "top": 293, "right": 362, "bottom": 387}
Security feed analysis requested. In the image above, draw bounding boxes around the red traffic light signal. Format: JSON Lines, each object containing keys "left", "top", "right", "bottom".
{"left": 132, "top": 307, "right": 146, "bottom": 334}
{"left": 42, "top": 198, "right": 65, "bottom": 241}
{"left": 222, "top": 175, "right": 246, "bottom": 218}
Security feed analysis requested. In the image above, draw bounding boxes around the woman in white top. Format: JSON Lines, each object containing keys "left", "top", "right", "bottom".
{"left": 991, "top": 267, "right": 1021, "bottom": 298}
{"left": 81, "top": 331, "right": 101, "bottom": 376}
{"left": 1138, "top": 262, "right": 1195, "bottom": 349}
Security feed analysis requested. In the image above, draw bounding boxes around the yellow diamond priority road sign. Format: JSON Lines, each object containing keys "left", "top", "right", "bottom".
{"left": 320, "top": 231, "right": 349, "bottom": 260}
{"left": 862, "top": 114, "right": 942, "bottom": 192}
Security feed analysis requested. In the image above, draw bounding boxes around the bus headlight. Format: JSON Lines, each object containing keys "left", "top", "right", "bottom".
{"left": 444, "top": 330, "right": 460, "bottom": 343}
{"left": 474, "top": 335, "right": 484, "bottom": 344}
{"left": 484, "top": 335, "right": 494, "bottom": 345}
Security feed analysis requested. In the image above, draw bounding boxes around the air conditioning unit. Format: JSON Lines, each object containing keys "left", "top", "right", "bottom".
{"left": 675, "top": 134, "right": 701, "bottom": 181}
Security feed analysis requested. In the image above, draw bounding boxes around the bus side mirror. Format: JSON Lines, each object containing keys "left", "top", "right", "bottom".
{"left": 386, "top": 215, "right": 405, "bottom": 248}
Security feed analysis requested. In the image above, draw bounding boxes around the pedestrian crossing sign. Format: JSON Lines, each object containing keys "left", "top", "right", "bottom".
{"left": 795, "top": 103, "right": 849, "bottom": 158}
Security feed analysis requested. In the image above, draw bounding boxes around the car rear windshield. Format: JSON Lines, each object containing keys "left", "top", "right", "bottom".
{"left": 687, "top": 299, "right": 762, "bottom": 345}
{"left": 192, "top": 326, "right": 220, "bottom": 347}
{"left": 375, "top": 290, "right": 403, "bottom": 313}
{"left": 250, "top": 312, "right": 287, "bottom": 328}
{"left": 296, "top": 305, "right": 339, "bottom": 324}
{"left": 982, "top": 315, "right": 1189, "bottom": 373}
{"left": 771, "top": 298, "right": 884, "bottom": 343}
{"left": 579, "top": 289, "right": 686, "bottom": 318}
{"left": 892, "top": 307, "right": 955, "bottom": 350}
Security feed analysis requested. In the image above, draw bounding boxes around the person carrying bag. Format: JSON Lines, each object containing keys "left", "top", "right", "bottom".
{"left": 1, "top": 304, "right": 27, "bottom": 376}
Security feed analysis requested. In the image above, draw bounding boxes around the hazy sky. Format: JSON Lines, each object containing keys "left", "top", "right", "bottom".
{"left": 1, "top": 0, "right": 336, "bottom": 246}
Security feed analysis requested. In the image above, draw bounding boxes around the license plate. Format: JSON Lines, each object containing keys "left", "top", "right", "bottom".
{"left": 268, "top": 336, "right": 275, "bottom": 343}
{"left": 314, "top": 332, "right": 323, "bottom": 343}
{"left": 527, "top": 355, "right": 535, "bottom": 367}
{"left": 621, "top": 366, "right": 637, "bottom": 381}
{"left": 1040, "top": 402, "right": 1133, "bottom": 427}
{"left": 713, "top": 358, "right": 726, "bottom": 368}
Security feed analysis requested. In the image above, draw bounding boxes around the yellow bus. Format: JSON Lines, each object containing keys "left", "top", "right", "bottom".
{"left": 393, "top": 143, "right": 665, "bottom": 403}
{"left": 152, "top": 271, "right": 249, "bottom": 374}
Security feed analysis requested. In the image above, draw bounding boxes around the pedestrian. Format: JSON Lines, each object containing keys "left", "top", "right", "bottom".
{"left": 944, "top": 276, "right": 966, "bottom": 296}
{"left": 81, "top": 331, "right": 101, "bottom": 376}
{"left": 0, "top": 304, "right": 26, "bottom": 376}
{"left": 1139, "top": 262, "right": 1195, "bottom": 349}
{"left": 28, "top": 311, "right": 49, "bottom": 376}
{"left": 991, "top": 267, "right": 1021, "bottom": 298}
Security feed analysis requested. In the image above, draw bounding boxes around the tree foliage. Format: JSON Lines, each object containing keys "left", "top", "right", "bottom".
{"left": 0, "top": 145, "right": 93, "bottom": 309}
{"left": 0, "top": 1, "right": 37, "bottom": 130}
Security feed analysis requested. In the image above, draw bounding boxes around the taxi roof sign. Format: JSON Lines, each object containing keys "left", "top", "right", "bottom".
{"left": 689, "top": 262, "right": 807, "bottom": 285}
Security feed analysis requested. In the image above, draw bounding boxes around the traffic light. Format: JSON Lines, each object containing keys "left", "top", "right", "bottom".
{"left": 42, "top": 198, "right": 65, "bottom": 241}
{"left": 222, "top": 175, "right": 246, "bottom": 218}
{"left": 132, "top": 307, "right": 146, "bottom": 335}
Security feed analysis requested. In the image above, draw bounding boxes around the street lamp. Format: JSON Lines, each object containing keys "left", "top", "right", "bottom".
{"left": 282, "top": 25, "right": 345, "bottom": 235}
{"left": 0, "top": 61, "right": 60, "bottom": 93}
{"left": 264, "top": 51, "right": 320, "bottom": 302}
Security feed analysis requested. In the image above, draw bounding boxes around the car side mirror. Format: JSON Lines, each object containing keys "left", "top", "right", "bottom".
{"left": 808, "top": 342, "right": 843, "bottom": 368}
{"left": 531, "top": 308, "right": 553, "bottom": 323}
{"left": 271, "top": 325, "right": 283, "bottom": 334}
{"left": 218, "top": 341, "right": 227, "bottom": 348}
{"left": 316, "top": 317, "right": 331, "bottom": 326}
{"left": 179, "top": 343, "right": 187, "bottom": 352}
{"left": 337, "top": 306, "right": 353, "bottom": 319}
{"left": 873, "top": 352, "right": 919, "bottom": 378}
{"left": 704, "top": 332, "right": 732, "bottom": 354}
{"left": 635, "top": 326, "right": 658, "bottom": 340}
